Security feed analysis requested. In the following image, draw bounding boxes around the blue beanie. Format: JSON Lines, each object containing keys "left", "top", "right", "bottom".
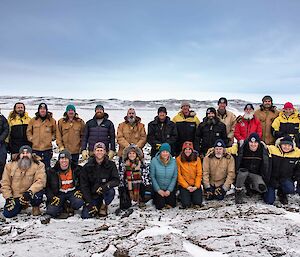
{"left": 159, "top": 143, "right": 171, "bottom": 153}
{"left": 214, "top": 139, "right": 226, "bottom": 148}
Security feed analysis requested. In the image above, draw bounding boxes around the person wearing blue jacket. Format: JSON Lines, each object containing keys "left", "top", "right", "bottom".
{"left": 150, "top": 143, "right": 178, "bottom": 209}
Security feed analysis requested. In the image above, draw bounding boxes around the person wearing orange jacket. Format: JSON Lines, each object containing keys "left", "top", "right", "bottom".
{"left": 176, "top": 141, "right": 202, "bottom": 208}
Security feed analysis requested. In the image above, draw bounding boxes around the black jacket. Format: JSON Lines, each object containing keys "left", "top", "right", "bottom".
{"left": 46, "top": 162, "right": 82, "bottom": 200}
{"left": 147, "top": 116, "right": 177, "bottom": 158}
{"left": 80, "top": 156, "right": 119, "bottom": 203}
{"left": 0, "top": 114, "right": 9, "bottom": 145}
{"left": 194, "top": 117, "right": 228, "bottom": 155}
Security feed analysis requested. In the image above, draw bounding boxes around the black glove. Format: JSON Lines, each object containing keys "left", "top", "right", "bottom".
{"left": 5, "top": 197, "right": 16, "bottom": 211}
{"left": 87, "top": 204, "right": 98, "bottom": 216}
{"left": 214, "top": 186, "right": 226, "bottom": 196}
{"left": 74, "top": 190, "right": 83, "bottom": 199}
{"left": 205, "top": 187, "right": 214, "bottom": 200}
{"left": 50, "top": 196, "right": 61, "bottom": 206}
{"left": 19, "top": 190, "right": 33, "bottom": 206}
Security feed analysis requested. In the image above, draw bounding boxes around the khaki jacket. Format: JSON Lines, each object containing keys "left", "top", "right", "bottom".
{"left": 254, "top": 106, "right": 279, "bottom": 144}
{"left": 202, "top": 149, "right": 235, "bottom": 190}
{"left": 27, "top": 113, "right": 56, "bottom": 151}
{"left": 117, "top": 117, "right": 146, "bottom": 157}
{"left": 56, "top": 116, "right": 85, "bottom": 154}
{"left": 217, "top": 110, "right": 236, "bottom": 145}
{"left": 1, "top": 160, "right": 46, "bottom": 199}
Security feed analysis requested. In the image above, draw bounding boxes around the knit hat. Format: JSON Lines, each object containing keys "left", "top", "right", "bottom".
{"left": 159, "top": 143, "right": 171, "bottom": 154}
{"left": 218, "top": 97, "right": 228, "bottom": 105}
{"left": 58, "top": 149, "right": 72, "bottom": 160}
{"left": 206, "top": 107, "right": 217, "bottom": 116}
{"left": 283, "top": 102, "right": 294, "bottom": 110}
{"left": 248, "top": 132, "right": 260, "bottom": 143}
{"left": 158, "top": 106, "right": 167, "bottom": 114}
{"left": 19, "top": 145, "right": 32, "bottom": 154}
{"left": 66, "top": 104, "right": 76, "bottom": 112}
{"left": 182, "top": 141, "right": 194, "bottom": 151}
{"left": 95, "top": 104, "right": 104, "bottom": 111}
{"left": 38, "top": 103, "right": 48, "bottom": 111}
{"left": 214, "top": 139, "right": 226, "bottom": 148}
{"left": 244, "top": 103, "right": 254, "bottom": 111}
{"left": 93, "top": 142, "right": 106, "bottom": 151}
{"left": 181, "top": 101, "right": 190, "bottom": 108}
{"left": 262, "top": 95, "right": 273, "bottom": 103}
{"left": 280, "top": 136, "right": 294, "bottom": 146}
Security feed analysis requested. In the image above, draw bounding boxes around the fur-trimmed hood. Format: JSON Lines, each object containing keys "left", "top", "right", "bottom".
{"left": 122, "top": 144, "right": 143, "bottom": 160}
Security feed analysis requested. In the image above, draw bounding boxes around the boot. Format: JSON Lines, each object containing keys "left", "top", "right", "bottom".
{"left": 277, "top": 189, "right": 288, "bottom": 205}
{"left": 99, "top": 204, "right": 108, "bottom": 217}
{"left": 32, "top": 206, "right": 41, "bottom": 216}
{"left": 235, "top": 188, "right": 244, "bottom": 204}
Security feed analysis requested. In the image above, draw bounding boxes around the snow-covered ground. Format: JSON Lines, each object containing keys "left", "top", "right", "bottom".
{"left": 0, "top": 96, "right": 300, "bottom": 257}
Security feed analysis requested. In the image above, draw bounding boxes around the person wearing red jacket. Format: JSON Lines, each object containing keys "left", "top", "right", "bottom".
{"left": 234, "top": 104, "right": 262, "bottom": 146}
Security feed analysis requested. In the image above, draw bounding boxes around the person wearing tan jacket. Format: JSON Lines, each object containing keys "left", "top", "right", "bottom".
{"left": 217, "top": 97, "right": 236, "bottom": 146}
{"left": 27, "top": 103, "right": 56, "bottom": 169}
{"left": 254, "top": 95, "right": 279, "bottom": 145}
{"left": 202, "top": 139, "right": 235, "bottom": 200}
{"left": 176, "top": 141, "right": 202, "bottom": 208}
{"left": 56, "top": 104, "right": 85, "bottom": 164}
{"left": 1, "top": 145, "right": 46, "bottom": 218}
{"left": 117, "top": 108, "right": 146, "bottom": 159}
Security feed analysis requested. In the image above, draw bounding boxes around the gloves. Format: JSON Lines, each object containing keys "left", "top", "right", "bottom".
{"left": 215, "top": 186, "right": 226, "bottom": 196}
{"left": 5, "top": 197, "right": 16, "bottom": 211}
{"left": 155, "top": 144, "right": 161, "bottom": 150}
{"left": 19, "top": 190, "right": 33, "bottom": 206}
{"left": 87, "top": 204, "right": 98, "bottom": 216}
{"left": 74, "top": 190, "right": 83, "bottom": 199}
{"left": 205, "top": 187, "right": 214, "bottom": 200}
{"left": 96, "top": 186, "right": 103, "bottom": 195}
{"left": 81, "top": 150, "right": 89, "bottom": 160}
{"left": 50, "top": 196, "right": 61, "bottom": 206}
{"left": 108, "top": 150, "right": 116, "bottom": 160}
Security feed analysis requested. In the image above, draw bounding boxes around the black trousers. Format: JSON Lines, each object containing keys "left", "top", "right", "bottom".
{"left": 153, "top": 190, "right": 176, "bottom": 210}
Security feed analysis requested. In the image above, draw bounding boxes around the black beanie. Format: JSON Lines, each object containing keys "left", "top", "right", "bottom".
{"left": 38, "top": 103, "right": 48, "bottom": 111}
{"left": 244, "top": 103, "right": 254, "bottom": 111}
{"left": 218, "top": 97, "right": 228, "bottom": 105}
{"left": 262, "top": 95, "right": 273, "bottom": 103}
{"left": 158, "top": 106, "right": 167, "bottom": 115}
{"left": 206, "top": 107, "right": 217, "bottom": 116}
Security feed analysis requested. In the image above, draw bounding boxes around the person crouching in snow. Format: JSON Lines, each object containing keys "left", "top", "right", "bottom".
{"left": 45, "top": 150, "right": 84, "bottom": 218}
{"left": 1, "top": 145, "right": 46, "bottom": 218}
{"left": 150, "top": 143, "right": 178, "bottom": 210}
{"left": 263, "top": 136, "right": 300, "bottom": 205}
{"left": 80, "top": 142, "right": 119, "bottom": 218}
{"left": 202, "top": 139, "right": 235, "bottom": 201}
{"left": 176, "top": 141, "right": 203, "bottom": 209}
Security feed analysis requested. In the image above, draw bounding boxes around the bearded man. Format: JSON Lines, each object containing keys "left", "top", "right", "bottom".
{"left": 1, "top": 145, "right": 46, "bottom": 218}
{"left": 81, "top": 105, "right": 116, "bottom": 160}
{"left": 234, "top": 103, "right": 262, "bottom": 146}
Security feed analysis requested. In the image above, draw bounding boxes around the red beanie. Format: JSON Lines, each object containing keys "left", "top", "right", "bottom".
{"left": 283, "top": 102, "right": 294, "bottom": 109}
{"left": 182, "top": 141, "right": 194, "bottom": 151}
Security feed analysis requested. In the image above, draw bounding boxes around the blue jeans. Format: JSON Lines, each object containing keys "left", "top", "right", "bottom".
{"left": 180, "top": 187, "right": 202, "bottom": 208}
{"left": 46, "top": 190, "right": 84, "bottom": 217}
{"left": 3, "top": 190, "right": 44, "bottom": 218}
{"left": 81, "top": 188, "right": 115, "bottom": 219}
{"left": 33, "top": 149, "right": 53, "bottom": 169}
{"left": 263, "top": 179, "right": 295, "bottom": 204}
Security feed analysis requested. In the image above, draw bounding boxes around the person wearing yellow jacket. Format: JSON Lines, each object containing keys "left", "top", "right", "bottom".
{"left": 272, "top": 102, "right": 300, "bottom": 147}
{"left": 176, "top": 141, "right": 202, "bottom": 208}
{"left": 27, "top": 103, "right": 56, "bottom": 169}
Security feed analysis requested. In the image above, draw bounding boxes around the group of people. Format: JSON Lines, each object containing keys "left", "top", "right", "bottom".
{"left": 0, "top": 95, "right": 299, "bottom": 219}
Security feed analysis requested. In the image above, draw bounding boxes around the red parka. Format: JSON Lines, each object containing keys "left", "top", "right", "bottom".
{"left": 234, "top": 115, "right": 262, "bottom": 142}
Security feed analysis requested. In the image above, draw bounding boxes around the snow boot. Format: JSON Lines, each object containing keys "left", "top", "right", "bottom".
{"left": 277, "top": 189, "right": 288, "bottom": 205}
{"left": 235, "top": 188, "right": 244, "bottom": 204}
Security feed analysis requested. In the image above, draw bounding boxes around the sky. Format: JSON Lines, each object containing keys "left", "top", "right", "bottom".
{"left": 1, "top": 0, "right": 300, "bottom": 103}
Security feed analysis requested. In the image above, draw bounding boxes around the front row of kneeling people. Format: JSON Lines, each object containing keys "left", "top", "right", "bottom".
{"left": 1, "top": 133, "right": 300, "bottom": 218}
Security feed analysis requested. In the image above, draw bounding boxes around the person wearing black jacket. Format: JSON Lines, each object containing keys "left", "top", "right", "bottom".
{"left": 46, "top": 150, "right": 84, "bottom": 218}
{"left": 147, "top": 107, "right": 177, "bottom": 158}
{"left": 232, "top": 133, "right": 271, "bottom": 204}
{"left": 0, "top": 112, "right": 9, "bottom": 180}
{"left": 80, "top": 142, "right": 119, "bottom": 218}
{"left": 195, "top": 107, "right": 228, "bottom": 156}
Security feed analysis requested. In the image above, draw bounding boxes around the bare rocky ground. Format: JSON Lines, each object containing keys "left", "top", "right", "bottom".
{"left": 0, "top": 192, "right": 300, "bottom": 257}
